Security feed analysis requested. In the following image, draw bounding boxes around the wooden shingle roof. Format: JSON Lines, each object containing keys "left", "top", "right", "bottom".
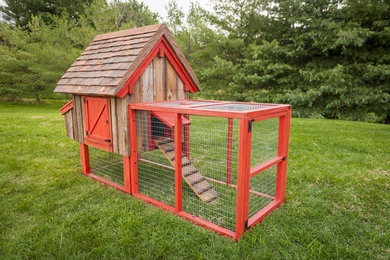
{"left": 54, "top": 24, "right": 200, "bottom": 96}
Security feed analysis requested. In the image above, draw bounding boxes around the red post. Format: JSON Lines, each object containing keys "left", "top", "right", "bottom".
{"left": 80, "top": 143, "right": 90, "bottom": 175}
{"left": 235, "top": 119, "right": 252, "bottom": 240}
{"left": 129, "top": 108, "right": 139, "bottom": 194}
{"left": 275, "top": 108, "right": 291, "bottom": 202}
{"left": 226, "top": 118, "right": 233, "bottom": 184}
{"left": 174, "top": 113, "right": 182, "bottom": 212}
{"left": 123, "top": 156, "right": 131, "bottom": 194}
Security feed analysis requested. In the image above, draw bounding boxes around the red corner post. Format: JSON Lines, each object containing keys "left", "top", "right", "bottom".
{"left": 275, "top": 107, "right": 292, "bottom": 202}
{"left": 80, "top": 143, "right": 90, "bottom": 175}
{"left": 123, "top": 156, "right": 131, "bottom": 194}
{"left": 235, "top": 119, "right": 252, "bottom": 240}
{"left": 129, "top": 108, "right": 139, "bottom": 194}
{"left": 175, "top": 113, "right": 182, "bottom": 212}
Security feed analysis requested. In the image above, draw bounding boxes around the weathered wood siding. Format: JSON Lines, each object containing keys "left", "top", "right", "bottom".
{"left": 63, "top": 56, "right": 190, "bottom": 156}
{"left": 71, "top": 95, "right": 85, "bottom": 144}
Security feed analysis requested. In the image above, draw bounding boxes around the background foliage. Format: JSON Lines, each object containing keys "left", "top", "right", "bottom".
{"left": 0, "top": 0, "right": 389, "bottom": 122}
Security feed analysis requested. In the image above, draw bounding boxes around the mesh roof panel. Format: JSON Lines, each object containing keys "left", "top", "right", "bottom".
{"left": 199, "top": 103, "right": 274, "bottom": 112}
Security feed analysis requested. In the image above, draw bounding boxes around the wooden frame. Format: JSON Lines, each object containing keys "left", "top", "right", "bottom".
{"left": 124, "top": 100, "right": 292, "bottom": 241}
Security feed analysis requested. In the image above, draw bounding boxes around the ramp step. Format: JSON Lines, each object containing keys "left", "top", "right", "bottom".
{"left": 183, "top": 169, "right": 198, "bottom": 177}
{"left": 153, "top": 137, "right": 219, "bottom": 204}
{"left": 190, "top": 177, "right": 206, "bottom": 185}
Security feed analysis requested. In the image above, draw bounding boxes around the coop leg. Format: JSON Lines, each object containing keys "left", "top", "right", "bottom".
{"left": 123, "top": 156, "right": 131, "bottom": 194}
{"left": 226, "top": 118, "right": 233, "bottom": 184}
{"left": 275, "top": 108, "right": 291, "bottom": 202}
{"left": 174, "top": 113, "right": 182, "bottom": 212}
{"left": 80, "top": 143, "right": 90, "bottom": 175}
{"left": 235, "top": 119, "right": 252, "bottom": 241}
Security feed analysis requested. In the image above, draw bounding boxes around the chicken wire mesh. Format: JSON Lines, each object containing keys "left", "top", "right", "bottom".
{"left": 88, "top": 146, "right": 124, "bottom": 186}
{"left": 134, "top": 111, "right": 240, "bottom": 231}
{"left": 248, "top": 166, "right": 277, "bottom": 218}
{"left": 136, "top": 110, "right": 176, "bottom": 206}
{"left": 248, "top": 117, "right": 279, "bottom": 217}
{"left": 182, "top": 115, "right": 239, "bottom": 231}
{"left": 250, "top": 117, "right": 279, "bottom": 168}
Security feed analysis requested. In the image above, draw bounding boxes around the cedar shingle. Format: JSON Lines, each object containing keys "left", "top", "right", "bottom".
{"left": 55, "top": 23, "right": 201, "bottom": 96}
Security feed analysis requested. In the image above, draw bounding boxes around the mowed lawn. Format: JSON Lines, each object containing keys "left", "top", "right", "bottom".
{"left": 0, "top": 101, "right": 389, "bottom": 259}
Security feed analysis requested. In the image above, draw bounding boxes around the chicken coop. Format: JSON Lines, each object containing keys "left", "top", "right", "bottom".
{"left": 55, "top": 24, "right": 292, "bottom": 240}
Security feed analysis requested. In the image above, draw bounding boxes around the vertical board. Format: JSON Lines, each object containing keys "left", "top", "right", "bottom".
{"left": 72, "top": 95, "right": 85, "bottom": 144}
{"left": 110, "top": 97, "right": 119, "bottom": 153}
{"left": 154, "top": 56, "right": 166, "bottom": 102}
{"left": 64, "top": 111, "right": 73, "bottom": 139}
{"left": 176, "top": 76, "right": 184, "bottom": 100}
{"left": 166, "top": 60, "right": 177, "bottom": 100}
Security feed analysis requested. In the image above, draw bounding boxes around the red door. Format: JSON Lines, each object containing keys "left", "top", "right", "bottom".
{"left": 83, "top": 97, "right": 113, "bottom": 152}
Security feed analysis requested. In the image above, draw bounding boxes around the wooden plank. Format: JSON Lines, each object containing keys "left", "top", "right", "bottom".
{"left": 71, "top": 95, "right": 79, "bottom": 142}
{"left": 110, "top": 97, "right": 119, "bottom": 154}
{"left": 143, "top": 60, "right": 154, "bottom": 103}
{"left": 166, "top": 60, "right": 177, "bottom": 100}
{"left": 64, "top": 111, "right": 73, "bottom": 139}
{"left": 75, "top": 95, "right": 85, "bottom": 144}
{"left": 176, "top": 76, "right": 185, "bottom": 100}
{"left": 153, "top": 137, "right": 219, "bottom": 204}
{"left": 154, "top": 56, "right": 166, "bottom": 102}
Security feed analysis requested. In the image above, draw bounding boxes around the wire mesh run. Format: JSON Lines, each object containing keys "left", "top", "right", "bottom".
{"left": 136, "top": 110, "right": 176, "bottom": 206}
{"left": 182, "top": 116, "right": 239, "bottom": 231}
{"left": 200, "top": 103, "right": 274, "bottom": 112}
{"left": 250, "top": 117, "right": 279, "bottom": 168}
{"left": 248, "top": 166, "right": 277, "bottom": 218}
{"left": 89, "top": 146, "right": 124, "bottom": 186}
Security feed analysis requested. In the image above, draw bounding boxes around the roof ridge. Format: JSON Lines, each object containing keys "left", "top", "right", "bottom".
{"left": 93, "top": 23, "right": 163, "bottom": 42}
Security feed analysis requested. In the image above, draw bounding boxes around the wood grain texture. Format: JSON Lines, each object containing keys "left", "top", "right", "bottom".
{"left": 64, "top": 111, "right": 73, "bottom": 139}
{"left": 166, "top": 60, "right": 177, "bottom": 100}
{"left": 154, "top": 56, "right": 166, "bottom": 102}
{"left": 176, "top": 76, "right": 185, "bottom": 100}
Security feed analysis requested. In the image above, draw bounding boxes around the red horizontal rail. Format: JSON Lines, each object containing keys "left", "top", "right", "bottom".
{"left": 247, "top": 199, "right": 283, "bottom": 228}
{"left": 250, "top": 156, "right": 284, "bottom": 178}
{"left": 60, "top": 100, "right": 73, "bottom": 115}
{"left": 133, "top": 193, "right": 236, "bottom": 239}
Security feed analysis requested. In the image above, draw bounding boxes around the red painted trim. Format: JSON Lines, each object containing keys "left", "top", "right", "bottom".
{"left": 275, "top": 108, "right": 291, "bottom": 202}
{"left": 250, "top": 156, "right": 284, "bottom": 178}
{"left": 88, "top": 173, "right": 127, "bottom": 192}
{"left": 133, "top": 193, "right": 236, "bottom": 239}
{"left": 152, "top": 111, "right": 191, "bottom": 128}
{"left": 235, "top": 119, "right": 252, "bottom": 240}
{"left": 80, "top": 143, "right": 90, "bottom": 175}
{"left": 247, "top": 200, "right": 283, "bottom": 227}
{"left": 129, "top": 108, "right": 139, "bottom": 194}
{"left": 226, "top": 118, "right": 233, "bottom": 184}
{"left": 117, "top": 37, "right": 199, "bottom": 98}
{"left": 174, "top": 113, "right": 182, "bottom": 212}
{"left": 60, "top": 100, "right": 73, "bottom": 115}
{"left": 130, "top": 103, "right": 248, "bottom": 119}
{"left": 123, "top": 156, "right": 131, "bottom": 193}
{"left": 251, "top": 112, "right": 286, "bottom": 122}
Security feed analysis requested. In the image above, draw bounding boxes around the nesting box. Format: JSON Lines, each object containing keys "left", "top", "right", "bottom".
{"left": 56, "top": 24, "right": 291, "bottom": 240}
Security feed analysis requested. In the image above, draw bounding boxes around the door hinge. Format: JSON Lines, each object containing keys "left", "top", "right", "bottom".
{"left": 104, "top": 139, "right": 111, "bottom": 143}
{"left": 244, "top": 220, "right": 248, "bottom": 230}
{"left": 83, "top": 98, "right": 86, "bottom": 103}
{"left": 86, "top": 131, "right": 89, "bottom": 136}
{"left": 248, "top": 119, "right": 255, "bottom": 133}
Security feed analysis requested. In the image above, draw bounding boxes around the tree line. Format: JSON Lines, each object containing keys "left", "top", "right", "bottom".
{"left": 0, "top": 0, "right": 389, "bottom": 123}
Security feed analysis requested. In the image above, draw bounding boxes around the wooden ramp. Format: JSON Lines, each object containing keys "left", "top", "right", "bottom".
{"left": 153, "top": 137, "right": 219, "bottom": 204}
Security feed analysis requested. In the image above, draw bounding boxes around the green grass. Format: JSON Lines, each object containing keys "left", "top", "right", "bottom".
{"left": 0, "top": 102, "right": 389, "bottom": 259}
